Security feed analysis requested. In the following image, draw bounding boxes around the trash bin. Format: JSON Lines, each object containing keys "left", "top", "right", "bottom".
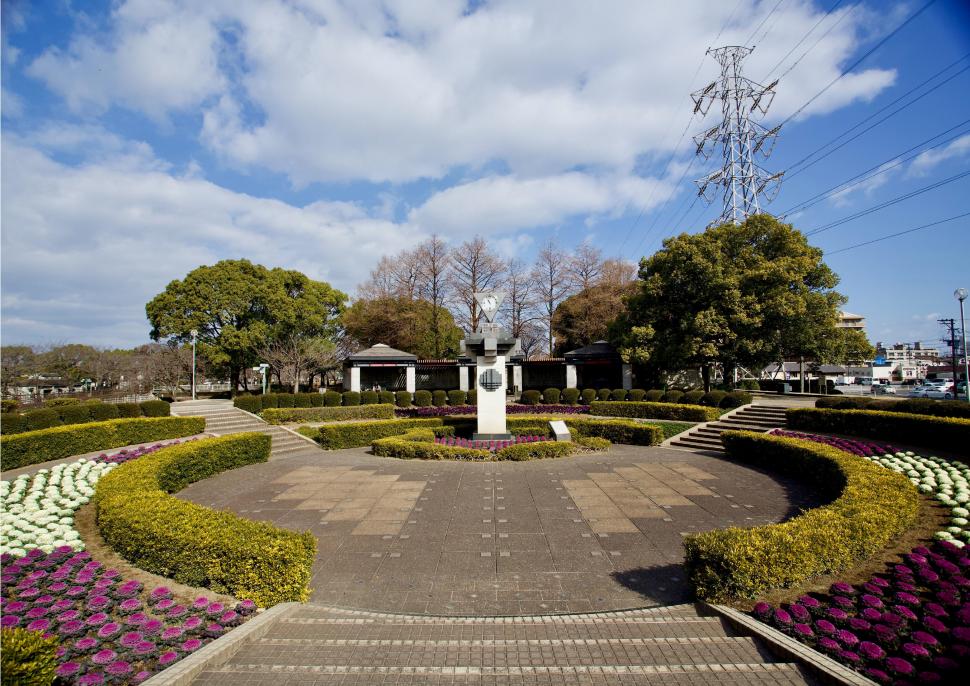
{"left": 781, "top": 383, "right": 792, "bottom": 394}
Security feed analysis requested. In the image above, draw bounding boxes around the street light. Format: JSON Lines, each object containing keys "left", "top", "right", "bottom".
{"left": 956, "top": 288, "right": 969, "bottom": 403}
{"left": 190, "top": 329, "right": 198, "bottom": 401}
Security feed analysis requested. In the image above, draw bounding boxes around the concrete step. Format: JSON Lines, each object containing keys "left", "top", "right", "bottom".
{"left": 670, "top": 437, "right": 724, "bottom": 451}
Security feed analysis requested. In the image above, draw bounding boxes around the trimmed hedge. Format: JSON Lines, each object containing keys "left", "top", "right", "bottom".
{"left": 395, "top": 391, "right": 412, "bottom": 407}
{"left": 95, "top": 433, "right": 315, "bottom": 606}
{"left": 496, "top": 441, "right": 575, "bottom": 461}
{"left": 700, "top": 390, "right": 726, "bottom": 407}
{"left": 574, "top": 435, "right": 611, "bottom": 451}
{"left": 467, "top": 389, "right": 477, "bottom": 405}
{"left": 308, "top": 418, "right": 447, "bottom": 449}
{"left": 371, "top": 433, "right": 491, "bottom": 460}
{"left": 432, "top": 390, "right": 448, "bottom": 407}
{"left": 661, "top": 390, "right": 684, "bottom": 403}
{"left": 589, "top": 401, "right": 720, "bottom": 422}
{"left": 628, "top": 389, "right": 646, "bottom": 402}
{"left": 681, "top": 390, "right": 705, "bottom": 405}
{"left": 448, "top": 390, "right": 467, "bottom": 406}
{"left": 43, "top": 397, "right": 81, "bottom": 407}
{"left": 720, "top": 390, "right": 753, "bottom": 408}
{"left": 379, "top": 390, "right": 395, "bottom": 405}
{"left": 543, "top": 387, "right": 561, "bottom": 404}
{"left": 580, "top": 388, "right": 597, "bottom": 404}
{"left": 644, "top": 390, "right": 664, "bottom": 401}
{"left": 520, "top": 390, "right": 541, "bottom": 405}
{"left": 610, "top": 389, "right": 628, "bottom": 402}
{"left": 787, "top": 407, "right": 970, "bottom": 456}
{"left": 596, "top": 388, "right": 611, "bottom": 401}
{"left": 0, "top": 416, "right": 205, "bottom": 470}
{"left": 1, "top": 399, "right": 170, "bottom": 436}
{"left": 234, "top": 395, "right": 262, "bottom": 413}
{"left": 342, "top": 391, "right": 361, "bottom": 406}
{"left": 0, "top": 626, "right": 59, "bottom": 685}
{"left": 505, "top": 416, "right": 664, "bottom": 446}
{"left": 261, "top": 404, "right": 396, "bottom": 424}
{"left": 414, "top": 390, "right": 432, "bottom": 407}
{"left": 360, "top": 390, "right": 379, "bottom": 405}
{"left": 815, "top": 396, "right": 970, "bottom": 419}
{"left": 683, "top": 431, "right": 920, "bottom": 601}
{"left": 324, "top": 391, "right": 342, "bottom": 407}
{"left": 562, "top": 388, "right": 580, "bottom": 405}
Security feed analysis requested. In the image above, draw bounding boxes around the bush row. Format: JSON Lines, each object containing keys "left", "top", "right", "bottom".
{"left": 683, "top": 431, "right": 920, "bottom": 601}
{"left": 94, "top": 433, "right": 316, "bottom": 606}
{"left": 589, "top": 401, "right": 720, "bottom": 422}
{"left": 786, "top": 407, "right": 970, "bottom": 456}
{"left": 815, "top": 395, "right": 970, "bottom": 419}
{"left": 0, "top": 416, "right": 206, "bottom": 470}
{"left": 0, "top": 399, "right": 170, "bottom": 435}
{"left": 0, "top": 626, "right": 59, "bottom": 684}
{"left": 518, "top": 388, "right": 751, "bottom": 409}
{"left": 261, "top": 404, "right": 396, "bottom": 424}
{"left": 370, "top": 429, "right": 583, "bottom": 461}
{"left": 300, "top": 418, "right": 452, "bottom": 449}
{"left": 233, "top": 389, "right": 480, "bottom": 413}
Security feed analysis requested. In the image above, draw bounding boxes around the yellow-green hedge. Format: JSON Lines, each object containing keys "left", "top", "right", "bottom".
{"left": 304, "top": 418, "right": 448, "bottom": 449}
{"left": 94, "top": 433, "right": 315, "bottom": 606}
{"left": 0, "top": 416, "right": 205, "bottom": 470}
{"left": 0, "top": 627, "right": 59, "bottom": 685}
{"left": 372, "top": 431, "right": 491, "bottom": 460}
{"left": 589, "top": 400, "right": 720, "bottom": 422}
{"left": 505, "top": 415, "right": 664, "bottom": 445}
{"left": 683, "top": 431, "right": 920, "bottom": 601}
{"left": 261, "top": 404, "right": 395, "bottom": 424}
{"left": 787, "top": 407, "right": 970, "bottom": 456}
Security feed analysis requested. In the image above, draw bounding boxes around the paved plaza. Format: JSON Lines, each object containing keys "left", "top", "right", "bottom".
{"left": 179, "top": 444, "right": 821, "bottom": 616}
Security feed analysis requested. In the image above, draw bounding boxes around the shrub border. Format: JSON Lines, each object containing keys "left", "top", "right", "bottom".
{"left": 260, "top": 404, "right": 395, "bottom": 424}
{"left": 589, "top": 400, "right": 720, "bottom": 422}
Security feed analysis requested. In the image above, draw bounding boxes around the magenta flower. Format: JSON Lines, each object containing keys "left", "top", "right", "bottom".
{"left": 834, "top": 629, "right": 858, "bottom": 647}
{"left": 923, "top": 616, "right": 947, "bottom": 633}
{"left": 161, "top": 626, "right": 184, "bottom": 643}
{"left": 150, "top": 586, "right": 172, "bottom": 600}
{"left": 33, "top": 594, "right": 54, "bottom": 606}
{"left": 192, "top": 596, "right": 210, "bottom": 611}
{"left": 78, "top": 673, "right": 105, "bottom": 686}
{"left": 58, "top": 619, "right": 85, "bottom": 635}
{"left": 817, "top": 637, "right": 840, "bottom": 653}
{"left": 85, "top": 611, "right": 109, "bottom": 626}
{"left": 167, "top": 604, "right": 188, "bottom": 619}
{"left": 860, "top": 594, "right": 884, "bottom": 609}
{"left": 120, "top": 631, "right": 144, "bottom": 648}
{"left": 924, "top": 603, "right": 948, "bottom": 618}
{"left": 793, "top": 623, "right": 814, "bottom": 638}
{"left": 237, "top": 599, "right": 256, "bottom": 614}
{"left": 4, "top": 601, "right": 27, "bottom": 614}
{"left": 181, "top": 638, "right": 203, "bottom": 652}
{"left": 92, "top": 649, "right": 117, "bottom": 665}
{"left": 880, "top": 612, "right": 904, "bottom": 628}
{"left": 55, "top": 662, "right": 81, "bottom": 678}
{"left": 895, "top": 591, "right": 920, "bottom": 606}
{"left": 826, "top": 608, "right": 848, "bottom": 623}
{"left": 75, "top": 636, "right": 99, "bottom": 652}
{"left": 142, "top": 618, "right": 163, "bottom": 635}
{"left": 17, "top": 587, "right": 40, "bottom": 599}
{"left": 860, "top": 608, "right": 883, "bottom": 622}
{"left": 218, "top": 610, "right": 238, "bottom": 626}
{"left": 204, "top": 622, "right": 224, "bottom": 637}
{"left": 158, "top": 650, "right": 180, "bottom": 666}
{"left": 814, "top": 620, "right": 836, "bottom": 635}
{"left": 830, "top": 582, "right": 855, "bottom": 596}
{"left": 1, "top": 616, "right": 21, "bottom": 628}
{"left": 97, "top": 622, "right": 122, "bottom": 639}
{"left": 788, "top": 604, "right": 810, "bottom": 622}
{"left": 830, "top": 596, "right": 854, "bottom": 610}
{"left": 133, "top": 640, "right": 157, "bottom": 656}
{"left": 912, "top": 630, "right": 940, "bottom": 646}
{"left": 182, "top": 615, "right": 203, "bottom": 632}
{"left": 106, "top": 661, "right": 133, "bottom": 678}
{"left": 205, "top": 602, "right": 225, "bottom": 616}
{"left": 25, "top": 608, "right": 50, "bottom": 620}
{"left": 51, "top": 599, "right": 73, "bottom": 612}
{"left": 125, "top": 612, "right": 149, "bottom": 626}
{"left": 772, "top": 608, "right": 792, "bottom": 627}
{"left": 862, "top": 582, "right": 884, "bottom": 597}
{"left": 25, "top": 619, "right": 51, "bottom": 632}
{"left": 902, "top": 642, "right": 930, "bottom": 659}
{"left": 838, "top": 650, "right": 861, "bottom": 665}
{"left": 132, "top": 671, "right": 153, "bottom": 684}
{"left": 884, "top": 657, "right": 915, "bottom": 676}
{"left": 119, "top": 598, "right": 142, "bottom": 614}
{"left": 893, "top": 605, "right": 917, "bottom": 622}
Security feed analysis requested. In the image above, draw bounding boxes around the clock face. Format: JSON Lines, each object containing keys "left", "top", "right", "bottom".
{"left": 482, "top": 296, "right": 497, "bottom": 311}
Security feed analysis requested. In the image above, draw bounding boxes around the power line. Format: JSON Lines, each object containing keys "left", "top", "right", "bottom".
{"left": 777, "top": 0, "right": 937, "bottom": 128}
{"left": 805, "top": 169, "right": 970, "bottom": 236}
{"left": 772, "top": 2, "right": 854, "bottom": 83}
{"left": 825, "top": 212, "right": 970, "bottom": 255}
{"left": 763, "top": 0, "right": 846, "bottom": 80}
{"left": 744, "top": 0, "right": 786, "bottom": 47}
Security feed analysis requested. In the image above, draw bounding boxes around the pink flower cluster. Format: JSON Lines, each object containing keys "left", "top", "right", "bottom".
{"left": 768, "top": 429, "right": 896, "bottom": 457}
{"left": 434, "top": 435, "right": 549, "bottom": 452}
{"left": 0, "top": 547, "right": 257, "bottom": 684}
{"left": 93, "top": 439, "right": 196, "bottom": 465}
{"left": 752, "top": 541, "right": 970, "bottom": 684}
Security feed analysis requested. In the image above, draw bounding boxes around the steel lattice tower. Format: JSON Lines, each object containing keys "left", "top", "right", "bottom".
{"left": 692, "top": 46, "right": 783, "bottom": 226}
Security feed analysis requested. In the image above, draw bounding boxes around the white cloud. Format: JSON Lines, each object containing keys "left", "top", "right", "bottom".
{"left": 829, "top": 160, "right": 900, "bottom": 207}
{"left": 908, "top": 134, "right": 970, "bottom": 177}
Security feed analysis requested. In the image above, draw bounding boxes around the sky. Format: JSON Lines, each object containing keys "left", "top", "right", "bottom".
{"left": 2, "top": 0, "right": 969, "bottom": 352}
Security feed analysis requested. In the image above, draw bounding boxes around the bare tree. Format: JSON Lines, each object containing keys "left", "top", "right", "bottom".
{"left": 448, "top": 236, "right": 506, "bottom": 332}
{"left": 414, "top": 235, "right": 452, "bottom": 358}
{"left": 530, "top": 239, "right": 574, "bottom": 356}
{"left": 569, "top": 241, "right": 604, "bottom": 290}
{"left": 357, "top": 251, "right": 422, "bottom": 300}
{"left": 599, "top": 258, "right": 638, "bottom": 286}
{"left": 260, "top": 335, "right": 338, "bottom": 393}
{"left": 135, "top": 343, "right": 191, "bottom": 397}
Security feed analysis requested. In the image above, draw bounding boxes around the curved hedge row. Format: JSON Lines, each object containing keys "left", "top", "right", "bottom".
{"left": 815, "top": 396, "right": 970, "bottom": 419}
{"left": 0, "top": 416, "right": 205, "bottom": 471}
{"left": 588, "top": 401, "right": 720, "bottom": 422}
{"left": 370, "top": 430, "right": 582, "bottom": 461}
{"left": 301, "top": 418, "right": 450, "bottom": 449}
{"left": 683, "top": 431, "right": 920, "bottom": 601}
{"left": 261, "top": 404, "right": 395, "bottom": 424}
{"left": 0, "top": 399, "right": 170, "bottom": 435}
{"left": 94, "top": 433, "right": 315, "bottom": 606}
{"left": 787, "top": 407, "right": 970, "bottom": 456}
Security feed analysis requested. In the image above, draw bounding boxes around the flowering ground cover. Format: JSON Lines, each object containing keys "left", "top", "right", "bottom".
{"left": 434, "top": 434, "right": 550, "bottom": 452}
{"left": 92, "top": 439, "right": 196, "bottom": 465}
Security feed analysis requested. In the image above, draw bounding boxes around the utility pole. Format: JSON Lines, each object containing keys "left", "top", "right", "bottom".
{"left": 691, "top": 46, "right": 784, "bottom": 226}
{"left": 940, "top": 318, "right": 958, "bottom": 388}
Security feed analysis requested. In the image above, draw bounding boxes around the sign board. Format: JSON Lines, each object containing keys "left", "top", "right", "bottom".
{"left": 549, "top": 420, "right": 571, "bottom": 442}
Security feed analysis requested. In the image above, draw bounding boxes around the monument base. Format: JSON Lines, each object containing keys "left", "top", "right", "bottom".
{"left": 473, "top": 432, "right": 513, "bottom": 441}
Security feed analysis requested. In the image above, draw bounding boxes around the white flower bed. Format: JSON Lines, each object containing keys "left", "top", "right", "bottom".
{"left": 0, "top": 459, "right": 116, "bottom": 558}
{"left": 864, "top": 450, "right": 970, "bottom": 547}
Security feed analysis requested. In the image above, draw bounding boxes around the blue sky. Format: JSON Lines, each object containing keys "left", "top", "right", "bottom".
{"left": 2, "top": 0, "right": 969, "bottom": 351}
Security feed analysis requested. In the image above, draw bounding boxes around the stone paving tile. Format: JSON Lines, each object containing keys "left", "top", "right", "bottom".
{"left": 177, "top": 444, "right": 821, "bottom": 615}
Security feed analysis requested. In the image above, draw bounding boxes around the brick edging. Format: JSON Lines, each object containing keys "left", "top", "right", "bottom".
{"left": 140, "top": 602, "right": 299, "bottom": 686}
{"left": 702, "top": 602, "right": 878, "bottom": 686}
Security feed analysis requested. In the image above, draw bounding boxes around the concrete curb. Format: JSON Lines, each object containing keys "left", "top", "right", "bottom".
{"left": 703, "top": 602, "right": 878, "bottom": 686}
{"left": 141, "top": 602, "right": 299, "bottom": 686}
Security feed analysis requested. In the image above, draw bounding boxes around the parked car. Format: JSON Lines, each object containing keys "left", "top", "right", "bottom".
{"left": 923, "top": 387, "right": 956, "bottom": 400}
{"left": 872, "top": 384, "right": 896, "bottom": 395}
{"left": 907, "top": 385, "right": 932, "bottom": 398}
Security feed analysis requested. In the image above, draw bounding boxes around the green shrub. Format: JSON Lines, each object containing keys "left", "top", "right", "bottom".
{"left": 504, "top": 416, "right": 663, "bottom": 446}
{"left": 95, "top": 433, "right": 315, "bottom": 606}
{"left": 26, "top": 409, "right": 61, "bottom": 431}
{"left": 311, "top": 418, "right": 445, "bottom": 449}
{"left": 379, "top": 390, "right": 395, "bottom": 405}
{"left": 1, "top": 626, "right": 59, "bottom": 685}
{"left": 683, "top": 431, "right": 920, "bottom": 601}
{"left": 139, "top": 399, "right": 171, "bottom": 417}
{"left": 589, "top": 401, "right": 720, "bottom": 422}
{"left": 262, "top": 404, "right": 395, "bottom": 424}
{"left": 661, "top": 390, "right": 684, "bottom": 403}
{"left": 293, "top": 393, "right": 312, "bottom": 408}
{"left": 261, "top": 393, "right": 280, "bottom": 409}
{"left": 681, "top": 390, "right": 705, "bottom": 405}
{"left": 1, "top": 399, "right": 19, "bottom": 413}
{"left": 596, "top": 388, "right": 612, "bottom": 401}
{"left": 466, "top": 389, "right": 477, "bottom": 405}
{"left": 720, "top": 391, "right": 753, "bottom": 409}
{"left": 89, "top": 402, "right": 120, "bottom": 421}
{"left": 496, "top": 441, "right": 575, "bottom": 461}
{"left": 0, "top": 416, "right": 205, "bottom": 470}
{"left": 58, "top": 403, "right": 93, "bottom": 425}
{"left": 372, "top": 433, "right": 491, "bottom": 460}
{"left": 395, "top": 391, "right": 412, "bottom": 407}
{"left": 414, "top": 390, "right": 432, "bottom": 407}
{"left": 276, "top": 393, "right": 295, "bottom": 408}
{"left": 116, "top": 402, "right": 142, "bottom": 418}
{"left": 700, "top": 390, "right": 727, "bottom": 407}
{"left": 580, "top": 388, "right": 597, "bottom": 404}
{"left": 815, "top": 396, "right": 970, "bottom": 419}
{"left": 574, "top": 436, "right": 611, "bottom": 451}
{"left": 308, "top": 392, "right": 324, "bottom": 407}
{"left": 645, "top": 389, "right": 664, "bottom": 401}
{"left": 448, "top": 390, "right": 467, "bottom": 406}
{"left": 1, "top": 413, "right": 27, "bottom": 434}
{"left": 543, "top": 387, "right": 561, "bottom": 404}
{"left": 561, "top": 388, "right": 581, "bottom": 405}
{"left": 43, "top": 397, "right": 80, "bottom": 408}
{"left": 787, "top": 407, "right": 970, "bottom": 455}
{"left": 360, "top": 390, "right": 379, "bottom": 405}
{"left": 342, "top": 391, "right": 361, "bottom": 406}
{"left": 233, "top": 395, "right": 263, "bottom": 413}
{"left": 324, "top": 391, "right": 342, "bottom": 407}
{"left": 432, "top": 390, "right": 448, "bottom": 407}
{"left": 520, "top": 390, "right": 541, "bottom": 405}
{"left": 628, "top": 389, "right": 646, "bottom": 402}
{"left": 610, "top": 388, "right": 628, "bottom": 401}
{"left": 739, "top": 379, "right": 760, "bottom": 390}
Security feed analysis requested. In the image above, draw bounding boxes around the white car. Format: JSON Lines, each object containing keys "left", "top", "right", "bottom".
{"left": 923, "top": 387, "right": 956, "bottom": 400}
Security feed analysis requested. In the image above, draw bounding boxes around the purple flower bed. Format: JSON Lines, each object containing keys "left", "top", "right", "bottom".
{"left": 0, "top": 547, "right": 256, "bottom": 684}
{"left": 752, "top": 541, "right": 970, "bottom": 683}
{"left": 395, "top": 404, "right": 589, "bottom": 418}
{"left": 434, "top": 435, "right": 550, "bottom": 452}
{"left": 93, "top": 439, "right": 197, "bottom": 465}
{"left": 768, "top": 429, "right": 897, "bottom": 458}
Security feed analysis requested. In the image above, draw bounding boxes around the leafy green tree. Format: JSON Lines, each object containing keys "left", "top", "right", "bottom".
{"left": 146, "top": 259, "right": 346, "bottom": 395}
{"left": 342, "top": 296, "right": 461, "bottom": 359}
{"left": 615, "top": 214, "right": 844, "bottom": 391}
{"left": 1, "top": 345, "right": 38, "bottom": 394}
{"left": 817, "top": 327, "right": 876, "bottom": 367}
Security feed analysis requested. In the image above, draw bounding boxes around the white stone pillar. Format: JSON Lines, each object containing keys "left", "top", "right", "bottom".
{"left": 459, "top": 366, "right": 469, "bottom": 392}
{"left": 405, "top": 366, "right": 416, "bottom": 393}
{"left": 565, "top": 364, "right": 578, "bottom": 389}
{"left": 622, "top": 364, "right": 633, "bottom": 390}
{"left": 348, "top": 367, "right": 361, "bottom": 393}
{"left": 512, "top": 364, "right": 523, "bottom": 394}
{"left": 476, "top": 355, "right": 508, "bottom": 436}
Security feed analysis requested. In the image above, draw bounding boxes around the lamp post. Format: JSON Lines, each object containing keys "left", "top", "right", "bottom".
{"left": 956, "top": 288, "right": 969, "bottom": 402}
{"left": 190, "top": 329, "right": 198, "bottom": 401}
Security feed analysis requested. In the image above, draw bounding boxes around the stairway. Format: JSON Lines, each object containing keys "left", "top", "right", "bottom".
{"left": 170, "top": 400, "right": 317, "bottom": 458}
{"left": 667, "top": 405, "right": 788, "bottom": 453}
{"left": 190, "top": 603, "right": 816, "bottom": 685}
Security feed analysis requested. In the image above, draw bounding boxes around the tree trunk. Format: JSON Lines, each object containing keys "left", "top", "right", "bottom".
{"left": 229, "top": 365, "right": 239, "bottom": 397}
{"left": 702, "top": 364, "right": 712, "bottom": 393}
